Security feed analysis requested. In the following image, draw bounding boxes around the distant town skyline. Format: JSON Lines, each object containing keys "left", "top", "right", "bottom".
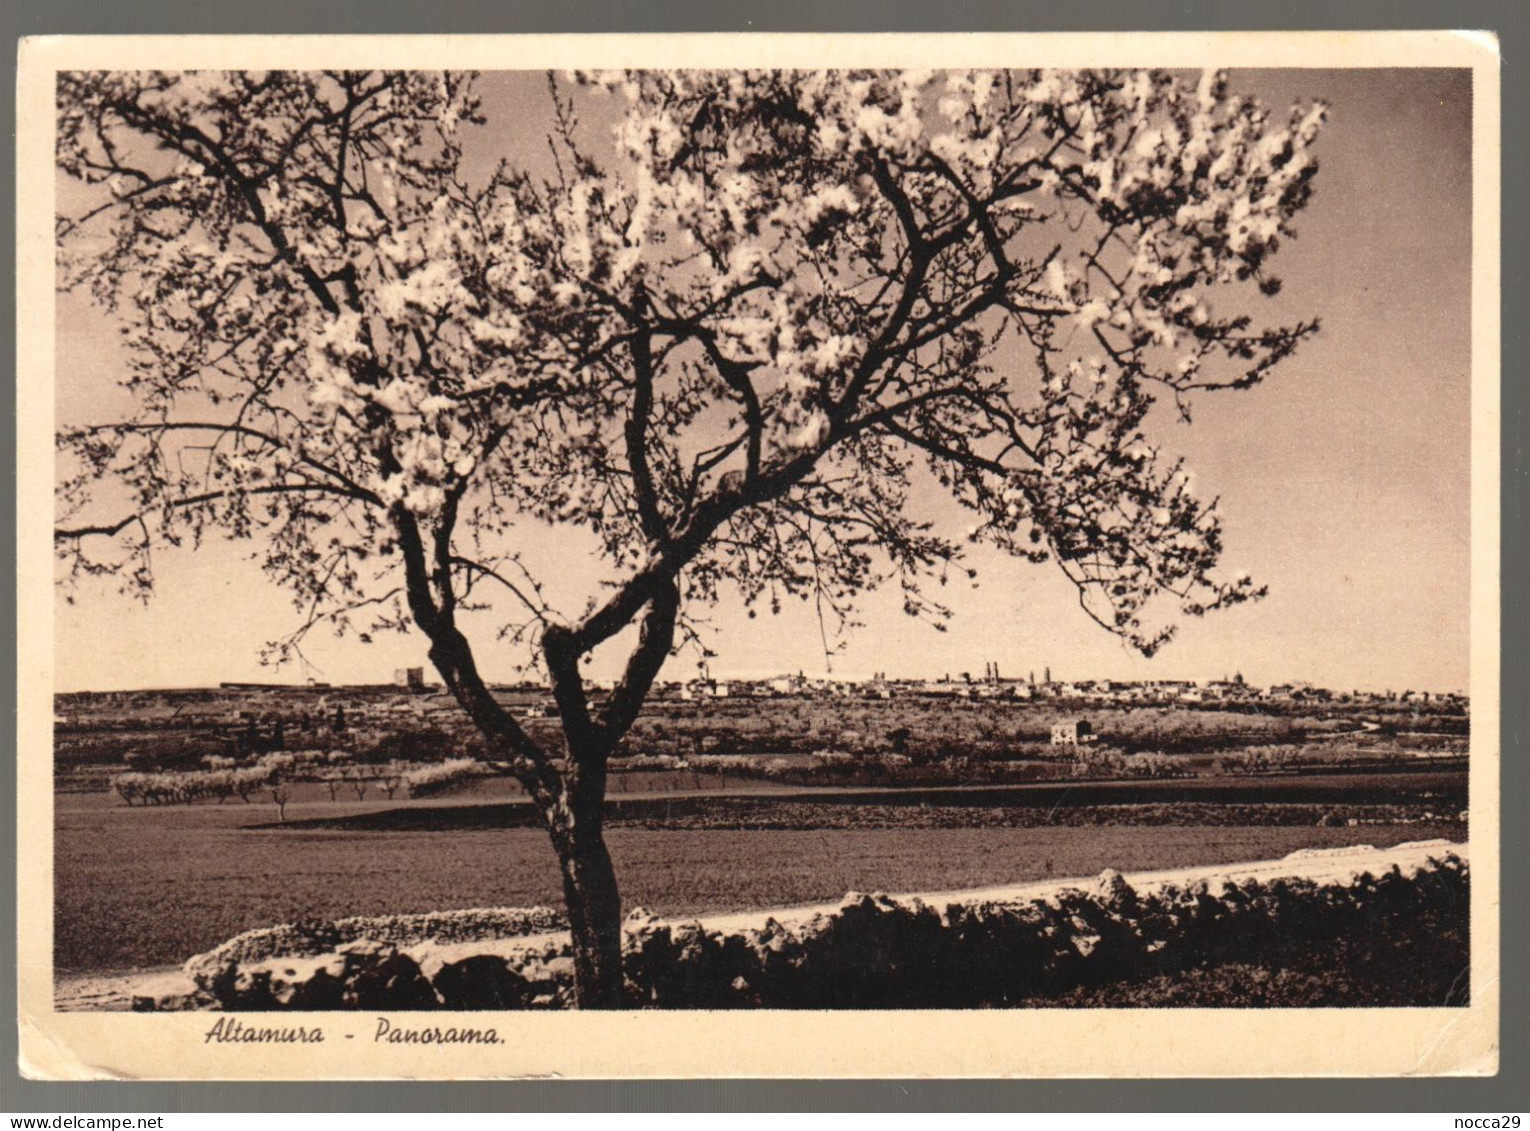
{"left": 54, "top": 69, "right": 1474, "bottom": 697}
{"left": 54, "top": 665, "right": 1467, "bottom": 699}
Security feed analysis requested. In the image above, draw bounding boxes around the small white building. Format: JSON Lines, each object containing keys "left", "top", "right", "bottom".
{"left": 1050, "top": 720, "right": 1097, "bottom": 746}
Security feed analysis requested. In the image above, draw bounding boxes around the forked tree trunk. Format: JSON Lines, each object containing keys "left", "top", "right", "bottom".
{"left": 412, "top": 556, "right": 676, "bottom": 1010}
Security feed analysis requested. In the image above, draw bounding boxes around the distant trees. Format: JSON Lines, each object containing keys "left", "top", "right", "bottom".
{"left": 57, "top": 68, "right": 1324, "bottom": 1004}
{"left": 360, "top": 725, "right": 455, "bottom": 765}
{"left": 402, "top": 758, "right": 481, "bottom": 798}
{"left": 111, "top": 759, "right": 280, "bottom": 806}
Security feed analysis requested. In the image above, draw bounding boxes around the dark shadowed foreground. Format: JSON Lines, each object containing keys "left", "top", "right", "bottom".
{"left": 138, "top": 848, "right": 1472, "bottom": 1011}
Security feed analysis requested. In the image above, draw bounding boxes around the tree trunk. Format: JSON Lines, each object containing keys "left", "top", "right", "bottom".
{"left": 405, "top": 530, "right": 667, "bottom": 1010}
{"left": 551, "top": 821, "right": 625, "bottom": 1008}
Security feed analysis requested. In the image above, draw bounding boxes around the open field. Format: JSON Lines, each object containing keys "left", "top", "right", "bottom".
{"left": 55, "top": 770, "right": 1465, "bottom": 974}
{"left": 54, "top": 685, "right": 1473, "bottom": 986}
{"left": 268, "top": 769, "right": 1466, "bottom": 831}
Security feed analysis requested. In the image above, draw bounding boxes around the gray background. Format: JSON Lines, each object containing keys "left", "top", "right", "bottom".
{"left": 3, "top": 0, "right": 1524, "bottom": 1113}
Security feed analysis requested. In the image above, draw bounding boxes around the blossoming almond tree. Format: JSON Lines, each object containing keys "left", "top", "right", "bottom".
{"left": 55, "top": 68, "right": 1324, "bottom": 1006}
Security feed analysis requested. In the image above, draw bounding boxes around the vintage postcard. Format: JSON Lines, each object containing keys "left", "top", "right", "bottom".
{"left": 16, "top": 31, "right": 1500, "bottom": 1079}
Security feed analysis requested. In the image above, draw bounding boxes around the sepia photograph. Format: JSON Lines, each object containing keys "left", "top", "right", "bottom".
{"left": 15, "top": 32, "right": 1500, "bottom": 1080}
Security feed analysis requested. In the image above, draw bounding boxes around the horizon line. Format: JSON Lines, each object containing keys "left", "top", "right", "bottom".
{"left": 53, "top": 674, "right": 1470, "bottom": 697}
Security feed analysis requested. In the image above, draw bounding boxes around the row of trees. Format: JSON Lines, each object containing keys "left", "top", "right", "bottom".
{"left": 107, "top": 724, "right": 464, "bottom": 773}
{"left": 57, "top": 67, "right": 1325, "bottom": 1004}
{"left": 110, "top": 755, "right": 484, "bottom": 813}
{"left": 111, "top": 766, "right": 274, "bottom": 806}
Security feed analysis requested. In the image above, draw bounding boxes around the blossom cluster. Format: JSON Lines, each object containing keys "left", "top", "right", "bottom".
{"left": 110, "top": 765, "right": 274, "bottom": 806}
{"left": 400, "top": 757, "right": 482, "bottom": 797}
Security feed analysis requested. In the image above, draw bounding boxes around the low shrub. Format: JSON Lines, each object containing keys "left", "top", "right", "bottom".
{"left": 620, "top": 854, "right": 1469, "bottom": 1009}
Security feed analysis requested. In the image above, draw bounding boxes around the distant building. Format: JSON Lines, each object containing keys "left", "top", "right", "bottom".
{"left": 394, "top": 667, "right": 426, "bottom": 691}
{"left": 1051, "top": 720, "right": 1096, "bottom": 746}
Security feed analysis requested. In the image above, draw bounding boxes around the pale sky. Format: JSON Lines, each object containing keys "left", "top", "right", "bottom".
{"left": 53, "top": 69, "right": 1474, "bottom": 694}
